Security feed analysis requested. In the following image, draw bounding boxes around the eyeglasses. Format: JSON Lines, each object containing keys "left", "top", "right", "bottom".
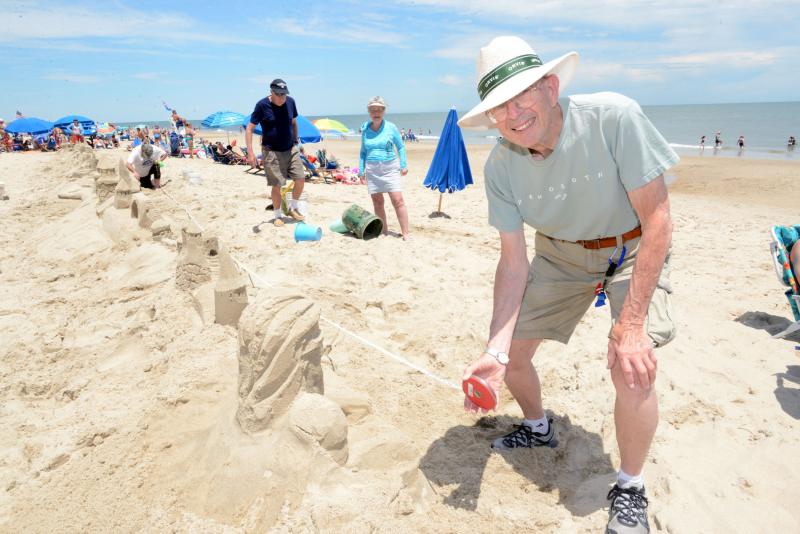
{"left": 486, "top": 79, "right": 547, "bottom": 124}
{"left": 368, "top": 107, "right": 384, "bottom": 113}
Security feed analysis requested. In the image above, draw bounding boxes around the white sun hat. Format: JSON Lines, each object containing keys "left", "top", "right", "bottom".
{"left": 367, "top": 96, "right": 386, "bottom": 108}
{"left": 458, "top": 36, "right": 579, "bottom": 130}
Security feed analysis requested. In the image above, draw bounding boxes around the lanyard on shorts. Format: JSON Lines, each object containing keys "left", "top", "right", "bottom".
{"left": 594, "top": 245, "right": 627, "bottom": 307}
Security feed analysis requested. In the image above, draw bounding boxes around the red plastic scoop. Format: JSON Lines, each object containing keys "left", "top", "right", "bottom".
{"left": 462, "top": 375, "right": 497, "bottom": 410}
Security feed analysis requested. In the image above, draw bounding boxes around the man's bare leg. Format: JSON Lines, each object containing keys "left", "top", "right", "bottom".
{"left": 504, "top": 338, "right": 545, "bottom": 419}
{"left": 611, "top": 362, "right": 658, "bottom": 476}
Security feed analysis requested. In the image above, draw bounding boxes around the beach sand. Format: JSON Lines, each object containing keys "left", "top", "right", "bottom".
{"left": 1, "top": 137, "right": 799, "bottom": 533}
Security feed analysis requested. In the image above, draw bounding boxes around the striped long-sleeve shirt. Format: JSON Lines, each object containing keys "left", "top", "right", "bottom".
{"left": 359, "top": 119, "right": 407, "bottom": 173}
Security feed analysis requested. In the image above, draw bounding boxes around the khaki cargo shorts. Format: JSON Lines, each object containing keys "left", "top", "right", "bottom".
{"left": 262, "top": 145, "right": 305, "bottom": 187}
{"left": 513, "top": 232, "right": 676, "bottom": 346}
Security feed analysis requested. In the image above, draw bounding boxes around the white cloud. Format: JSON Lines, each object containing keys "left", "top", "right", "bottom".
{"left": 396, "top": 0, "right": 791, "bottom": 29}
{"left": 439, "top": 74, "right": 461, "bottom": 86}
{"left": 0, "top": 1, "right": 269, "bottom": 47}
{"left": 246, "top": 74, "right": 315, "bottom": 85}
{"left": 658, "top": 51, "right": 779, "bottom": 68}
{"left": 576, "top": 62, "right": 664, "bottom": 84}
{"left": 270, "top": 16, "right": 406, "bottom": 46}
{"left": 41, "top": 72, "right": 102, "bottom": 83}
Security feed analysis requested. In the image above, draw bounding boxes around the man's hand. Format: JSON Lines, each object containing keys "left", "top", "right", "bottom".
{"left": 400, "top": 168, "right": 408, "bottom": 176}
{"left": 153, "top": 178, "right": 161, "bottom": 190}
{"left": 607, "top": 323, "right": 657, "bottom": 389}
{"left": 462, "top": 352, "right": 506, "bottom": 414}
{"left": 247, "top": 153, "right": 256, "bottom": 167}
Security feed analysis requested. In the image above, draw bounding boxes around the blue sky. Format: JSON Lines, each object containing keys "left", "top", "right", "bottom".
{"left": 2, "top": 0, "right": 798, "bottom": 122}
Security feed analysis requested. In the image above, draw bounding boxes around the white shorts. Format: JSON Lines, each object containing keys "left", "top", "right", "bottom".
{"left": 365, "top": 159, "right": 402, "bottom": 195}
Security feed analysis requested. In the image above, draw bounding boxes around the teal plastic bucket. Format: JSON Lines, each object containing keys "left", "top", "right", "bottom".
{"left": 294, "top": 222, "right": 322, "bottom": 242}
{"left": 342, "top": 204, "right": 383, "bottom": 240}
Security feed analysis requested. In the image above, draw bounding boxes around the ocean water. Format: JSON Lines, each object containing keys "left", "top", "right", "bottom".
{"left": 121, "top": 101, "right": 800, "bottom": 160}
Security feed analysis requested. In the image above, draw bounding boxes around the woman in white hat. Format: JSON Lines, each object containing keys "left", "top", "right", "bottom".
{"left": 358, "top": 96, "right": 410, "bottom": 240}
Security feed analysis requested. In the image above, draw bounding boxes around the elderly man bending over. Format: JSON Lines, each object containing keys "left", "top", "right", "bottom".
{"left": 459, "top": 36, "right": 678, "bottom": 534}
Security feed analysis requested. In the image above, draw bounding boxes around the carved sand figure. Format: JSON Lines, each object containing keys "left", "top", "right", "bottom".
{"left": 113, "top": 157, "right": 140, "bottom": 209}
{"left": 213, "top": 246, "right": 249, "bottom": 326}
{"left": 236, "top": 292, "right": 325, "bottom": 433}
{"left": 175, "top": 221, "right": 211, "bottom": 291}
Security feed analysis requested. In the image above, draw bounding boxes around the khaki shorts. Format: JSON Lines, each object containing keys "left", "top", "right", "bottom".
{"left": 513, "top": 232, "right": 676, "bottom": 347}
{"left": 262, "top": 146, "right": 305, "bottom": 187}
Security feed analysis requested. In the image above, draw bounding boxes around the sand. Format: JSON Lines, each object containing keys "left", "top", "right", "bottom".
{"left": 0, "top": 137, "right": 799, "bottom": 533}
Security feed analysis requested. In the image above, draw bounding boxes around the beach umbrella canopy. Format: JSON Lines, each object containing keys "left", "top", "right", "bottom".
{"left": 243, "top": 114, "right": 322, "bottom": 144}
{"left": 313, "top": 118, "right": 349, "bottom": 133}
{"left": 96, "top": 122, "right": 116, "bottom": 135}
{"left": 423, "top": 108, "right": 473, "bottom": 194}
{"left": 5, "top": 117, "right": 54, "bottom": 135}
{"left": 54, "top": 114, "right": 96, "bottom": 135}
{"left": 201, "top": 111, "right": 246, "bottom": 129}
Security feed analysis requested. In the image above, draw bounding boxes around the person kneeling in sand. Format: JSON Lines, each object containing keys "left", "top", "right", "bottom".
{"left": 459, "top": 36, "right": 678, "bottom": 534}
{"left": 126, "top": 143, "right": 167, "bottom": 189}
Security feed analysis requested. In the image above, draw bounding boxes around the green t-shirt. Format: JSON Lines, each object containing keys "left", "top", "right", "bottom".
{"left": 485, "top": 92, "right": 679, "bottom": 241}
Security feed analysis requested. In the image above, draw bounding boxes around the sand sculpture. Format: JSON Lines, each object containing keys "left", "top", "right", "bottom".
{"left": 113, "top": 158, "right": 140, "bottom": 209}
{"left": 289, "top": 393, "right": 349, "bottom": 464}
{"left": 236, "top": 293, "right": 326, "bottom": 434}
{"left": 129, "top": 192, "right": 159, "bottom": 230}
{"left": 214, "top": 246, "right": 249, "bottom": 326}
{"left": 175, "top": 221, "right": 211, "bottom": 290}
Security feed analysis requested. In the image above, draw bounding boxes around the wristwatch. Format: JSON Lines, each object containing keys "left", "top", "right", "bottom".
{"left": 484, "top": 347, "right": 509, "bottom": 365}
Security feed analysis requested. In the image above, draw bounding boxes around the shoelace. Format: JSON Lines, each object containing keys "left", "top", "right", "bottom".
{"left": 502, "top": 424, "right": 550, "bottom": 447}
{"left": 607, "top": 485, "right": 649, "bottom": 526}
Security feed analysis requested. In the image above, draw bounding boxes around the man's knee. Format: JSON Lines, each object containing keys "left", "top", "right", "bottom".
{"left": 371, "top": 194, "right": 385, "bottom": 207}
{"left": 507, "top": 338, "right": 543, "bottom": 369}
{"left": 609, "top": 363, "right": 656, "bottom": 401}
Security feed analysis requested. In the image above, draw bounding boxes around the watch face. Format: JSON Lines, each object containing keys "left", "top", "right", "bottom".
{"left": 498, "top": 353, "right": 509, "bottom": 365}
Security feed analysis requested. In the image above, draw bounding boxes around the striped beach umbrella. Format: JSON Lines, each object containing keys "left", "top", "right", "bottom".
{"left": 201, "top": 111, "right": 246, "bottom": 129}
{"left": 313, "top": 118, "right": 349, "bottom": 133}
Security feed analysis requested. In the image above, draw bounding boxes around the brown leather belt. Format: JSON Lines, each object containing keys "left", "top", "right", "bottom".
{"left": 544, "top": 226, "right": 642, "bottom": 250}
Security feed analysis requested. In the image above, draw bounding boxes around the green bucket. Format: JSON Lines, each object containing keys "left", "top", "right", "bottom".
{"left": 342, "top": 204, "right": 383, "bottom": 240}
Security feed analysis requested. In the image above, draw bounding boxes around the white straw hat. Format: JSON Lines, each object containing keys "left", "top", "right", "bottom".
{"left": 458, "top": 36, "right": 579, "bottom": 130}
{"left": 367, "top": 96, "right": 386, "bottom": 108}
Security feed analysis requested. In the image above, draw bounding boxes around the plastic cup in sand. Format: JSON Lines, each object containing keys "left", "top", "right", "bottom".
{"left": 462, "top": 375, "right": 497, "bottom": 410}
{"left": 294, "top": 222, "right": 322, "bottom": 242}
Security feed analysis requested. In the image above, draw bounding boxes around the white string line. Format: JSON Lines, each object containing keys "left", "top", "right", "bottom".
{"left": 158, "top": 189, "right": 460, "bottom": 391}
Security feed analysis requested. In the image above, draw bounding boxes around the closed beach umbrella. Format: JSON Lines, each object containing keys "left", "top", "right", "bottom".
{"left": 5, "top": 117, "right": 54, "bottom": 135}
{"left": 423, "top": 108, "right": 473, "bottom": 215}
{"left": 313, "top": 118, "right": 349, "bottom": 133}
{"left": 54, "top": 114, "right": 96, "bottom": 135}
{"left": 243, "top": 114, "right": 322, "bottom": 144}
{"left": 201, "top": 111, "right": 246, "bottom": 129}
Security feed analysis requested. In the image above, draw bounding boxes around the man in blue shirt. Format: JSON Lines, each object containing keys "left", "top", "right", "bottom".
{"left": 245, "top": 79, "right": 305, "bottom": 227}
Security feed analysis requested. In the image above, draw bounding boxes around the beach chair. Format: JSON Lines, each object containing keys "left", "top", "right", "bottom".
{"left": 769, "top": 225, "right": 800, "bottom": 339}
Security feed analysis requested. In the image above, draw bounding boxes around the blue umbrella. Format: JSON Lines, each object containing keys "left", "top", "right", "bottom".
{"left": 243, "top": 114, "right": 322, "bottom": 144}
{"left": 423, "top": 108, "right": 473, "bottom": 214}
{"left": 54, "top": 114, "right": 96, "bottom": 135}
{"left": 201, "top": 111, "right": 246, "bottom": 129}
{"left": 5, "top": 117, "right": 54, "bottom": 135}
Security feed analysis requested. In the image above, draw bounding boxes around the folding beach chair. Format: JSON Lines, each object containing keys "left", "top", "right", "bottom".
{"left": 769, "top": 225, "right": 800, "bottom": 339}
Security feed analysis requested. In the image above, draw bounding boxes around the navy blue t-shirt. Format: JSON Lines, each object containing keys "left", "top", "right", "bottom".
{"left": 250, "top": 96, "right": 298, "bottom": 151}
